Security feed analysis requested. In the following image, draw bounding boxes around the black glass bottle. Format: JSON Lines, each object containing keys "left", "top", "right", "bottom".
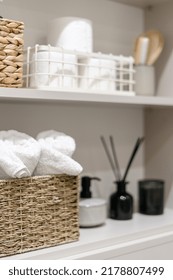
{"left": 110, "top": 180, "right": 133, "bottom": 220}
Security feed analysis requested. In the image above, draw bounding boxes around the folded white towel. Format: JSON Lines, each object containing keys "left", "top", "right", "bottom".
{"left": 36, "top": 130, "right": 76, "bottom": 157}
{"left": 0, "top": 130, "right": 41, "bottom": 179}
{"left": 35, "top": 130, "right": 83, "bottom": 176}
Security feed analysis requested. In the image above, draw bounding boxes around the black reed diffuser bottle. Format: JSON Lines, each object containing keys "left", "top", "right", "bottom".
{"left": 110, "top": 180, "right": 133, "bottom": 220}
{"left": 101, "top": 135, "right": 144, "bottom": 221}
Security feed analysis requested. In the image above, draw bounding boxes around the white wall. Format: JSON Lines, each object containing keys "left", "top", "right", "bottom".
{"left": 0, "top": 101, "right": 144, "bottom": 210}
{"left": 0, "top": 0, "right": 145, "bottom": 212}
{"left": 145, "top": 2, "right": 173, "bottom": 208}
{"left": 146, "top": 1, "right": 173, "bottom": 97}
{"left": 145, "top": 108, "right": 173, "bottom": 208}
{"left": 1, "top": 0, "right": 144, "bottom": 55}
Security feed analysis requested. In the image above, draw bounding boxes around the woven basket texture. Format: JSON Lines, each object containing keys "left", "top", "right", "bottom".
{"left": 0, "top": 174, "right": 79, "bottom": 257}
{"left": 0, "top": 18, "right": 24, "bottom": 88}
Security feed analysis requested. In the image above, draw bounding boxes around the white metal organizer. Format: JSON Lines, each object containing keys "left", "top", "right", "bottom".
{"left": 23, "top": 45, "right": 135, "bottom": 96}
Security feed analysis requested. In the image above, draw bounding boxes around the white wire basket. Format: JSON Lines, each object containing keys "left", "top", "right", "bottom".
{"left": 23, "top": 44, "right": 135, "bottom": 96}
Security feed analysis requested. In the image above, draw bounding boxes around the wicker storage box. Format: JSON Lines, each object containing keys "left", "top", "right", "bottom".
{"left": 0, "top": 174, "right": 79, "bottom": 257}
{"left": 0, "top": 18, "right": 24, "bottom": 88}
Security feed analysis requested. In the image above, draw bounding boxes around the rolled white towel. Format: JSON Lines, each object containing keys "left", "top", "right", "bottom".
{"left": 0, "top": 141, "right": 29, "bottom": 179}
{"left": 36, "top": 130, "right": 76, "bottom": 157}
{"left": 34, "top": 143, "right": 83, "bottom": 176}
{"left": 0, "top": 130, "right": 41, "bottom": 179}
{"left": 35, "top": 130, "right": 83, "bottom": 176}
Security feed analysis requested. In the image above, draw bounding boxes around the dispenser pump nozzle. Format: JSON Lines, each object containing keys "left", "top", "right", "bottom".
{"left": 80, "top": 176, "right": 101, "bottom": 198}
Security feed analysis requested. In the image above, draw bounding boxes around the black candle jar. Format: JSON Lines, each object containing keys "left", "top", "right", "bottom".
{"left": 138, "top": 179, "right": 164, "bottom": 215}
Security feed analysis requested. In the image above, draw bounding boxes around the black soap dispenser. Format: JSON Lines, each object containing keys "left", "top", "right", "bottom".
{"left": 80, "top": 176, "right": 98, "bottom": 198}
{"left": 110, "top": 180, "right": 133, "bottom": 220}
{"left": 79, "top": 176, "right": 107, "bottom": 227}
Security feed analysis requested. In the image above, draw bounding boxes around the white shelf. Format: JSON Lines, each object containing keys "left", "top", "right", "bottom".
{"left": 2, "top": 208, "right": 173, "bottom": 260}
{"left": 0, "top": 88, "right": 173, "bottom": 108}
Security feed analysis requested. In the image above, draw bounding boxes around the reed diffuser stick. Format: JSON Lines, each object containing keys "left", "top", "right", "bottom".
{"left": 100, "top": 136, "right": 118, "bottom": 180}
{"left": 109, "top": 135, "right": 121, "bottom": 181}
{"left": 122, "top": 137, "right": 144, "bottom": 182}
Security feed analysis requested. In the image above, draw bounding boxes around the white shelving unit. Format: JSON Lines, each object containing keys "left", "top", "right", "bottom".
{"left": 1, "top": 0, "right": 173, "bottom": 260}
{"left": 1, "top": 88, "right": 173, "bottom": 108}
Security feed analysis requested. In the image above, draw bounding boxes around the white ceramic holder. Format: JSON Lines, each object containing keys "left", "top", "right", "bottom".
{"left": 135, "top": 65, "right": 155, "bottom": 96}
{"left": 79, "top": 198, "right": 107, "bottom": 227}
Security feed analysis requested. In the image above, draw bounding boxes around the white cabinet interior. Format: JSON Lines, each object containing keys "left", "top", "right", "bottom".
{"left": 0, "top": 0, "right": 173, "bottom": 252}
{"left": 145, "top": 1, "right": 173, "bottom": 210}
{"left": 0, "top": 0, "right": 145, "bottom": 209}
{"left": 0, "top": 0, "right": 173, "bottom": 208}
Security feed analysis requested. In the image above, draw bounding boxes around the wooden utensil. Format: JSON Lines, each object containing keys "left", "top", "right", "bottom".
{"left": 142, "top": 30, "right": 164, "bottom": 65}
{"left": 134, "top": 35, "right": 150, "bottom": 65}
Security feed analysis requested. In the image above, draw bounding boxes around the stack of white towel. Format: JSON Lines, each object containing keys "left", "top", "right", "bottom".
{"left": 0, "top": 130, "right": 82, "bottom": 179}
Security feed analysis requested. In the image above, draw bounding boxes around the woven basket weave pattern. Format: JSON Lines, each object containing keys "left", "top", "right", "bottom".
{"left": 0, "top": 19, "right": 24, "bottom": 88}
{"left": 0, "top": 174, "right": 79, "bottom": 257}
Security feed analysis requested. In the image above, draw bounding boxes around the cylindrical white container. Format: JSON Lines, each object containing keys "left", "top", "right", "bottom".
{"left": 29, "top": 51, "right": 77, "bottom": 89}
{"left": 135, "top": 65, "right": 155, "bottom": 96}
{"left": 79, "top": 198, "right": 107, "bottom": 227}
{"left": 47, "top": 17, "right": 93, "bottom": 53}
{"left": 78, "top": 57, "right": 116, "bottom": 91}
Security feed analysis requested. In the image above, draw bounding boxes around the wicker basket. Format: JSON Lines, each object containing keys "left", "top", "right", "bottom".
{"left": 0, "top": 174, "right": 79, "bottom": 257}
{"left": 0, "top": 18, "right": 24, "bottom": 88}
